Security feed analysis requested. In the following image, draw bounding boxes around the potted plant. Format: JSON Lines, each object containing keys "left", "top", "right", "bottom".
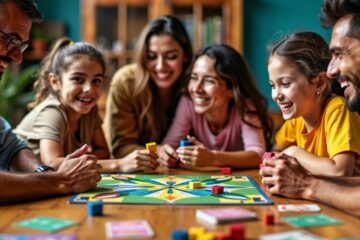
{"left": 30, "top": 25, "right": 49, "bottom": 56}
{"left": 0, "top": 65, "right": 38, "bottom": 125}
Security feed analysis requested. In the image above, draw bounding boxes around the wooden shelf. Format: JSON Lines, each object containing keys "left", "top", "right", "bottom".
{"left": 81, "top": 0, "right": 243, "bottom": 71}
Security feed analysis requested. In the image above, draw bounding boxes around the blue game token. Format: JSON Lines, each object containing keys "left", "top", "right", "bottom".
{"left": 171, "top": 229, "right": 188, "bottom": 240}
{"left": 179, "top": 140, "right": 192, "bottom": 147}
{"left": 87, "top": 201, "right": 103, "bottom": 216}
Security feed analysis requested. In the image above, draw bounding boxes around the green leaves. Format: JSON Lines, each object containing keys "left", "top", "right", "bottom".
{"left": 0, "top": 65, "right": 38, "bottom": 125}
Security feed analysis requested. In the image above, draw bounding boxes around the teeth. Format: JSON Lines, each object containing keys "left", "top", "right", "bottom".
{"left": 279, "top": 102, "right": 292, "bottom": 108}
{"left": 156, "top": 72, "right": 171, "bottom": 79}
{"left": 77, "top": 97, "right": 93, "bottom": 103}
{"left": 193, "top": 97, "right": 209, "bottom": 104}
{"left": 340, "top": 81, "right": 350, "bottom": 88}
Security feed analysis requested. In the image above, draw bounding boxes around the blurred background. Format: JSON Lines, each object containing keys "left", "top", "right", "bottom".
{"left": 6, "top": 0, "right": 330, "bottom": 129}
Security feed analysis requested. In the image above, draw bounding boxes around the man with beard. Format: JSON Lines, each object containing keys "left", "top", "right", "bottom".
{"left": 0, "top": 0, "right": 101, "bottom": 203}
{"left": 260, "top": 0, "right": 360, "bottom": 217}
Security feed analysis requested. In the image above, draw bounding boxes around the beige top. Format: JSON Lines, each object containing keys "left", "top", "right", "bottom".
{"left": 14, "top": 94, "right": 102, "bottom": 158}
{"left": 103, "top": 64, "right": 181, "bottom": 158}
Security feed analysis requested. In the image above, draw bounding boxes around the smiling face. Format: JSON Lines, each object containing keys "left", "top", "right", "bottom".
{"left": 146, "top": 34, "right": 185, "bottom": 92}
{"left": 327, "top": 15, "right": 360, "bottom": 111}
{"left": 268, "top": 55, "right": 319, "bottom": 121}
{"left": 0, "top": 1, "right": 32, "bottom": 77}
{"left": 50, "top": 56, "right": 104, "bottom": 119}
{"left": 188, "top": 55, "right": 233, "bottom": 120}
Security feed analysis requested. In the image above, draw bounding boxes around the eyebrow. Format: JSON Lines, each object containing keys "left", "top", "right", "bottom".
{"left": 7, "top": 31, "right": 24, "bottom": 41}
{"left": 148, "top": 49, "right": 179, "bottom": 54}
{"left": 329, "top": 46, "right": 343, "bottom": 53}
{"left": 72, "top": 72, "right": 105, "bottom": 77}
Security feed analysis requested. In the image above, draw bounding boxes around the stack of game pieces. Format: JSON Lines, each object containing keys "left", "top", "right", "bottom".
{"left": 171, "top": 223, "right": 246, "bottom": 240}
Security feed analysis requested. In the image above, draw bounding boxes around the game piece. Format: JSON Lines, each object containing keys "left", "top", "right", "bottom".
{"left": 262, "top": 212, "right": 275, "bottom": 226}
{"left": 188, "top": 227, "right": 205, "bottom": 240}
{"left": 105, "top": 220, "right": 154, "bottom": 239}
{"left": 211, "top": 185, "right": 224, "bottom": 194}
{"left": 215, "top": 232, "right": 232, "bottom": 240}
{"left": 196, "top": 207, "right": 256, "bottom": 225}
{"left": 199, "top": 232, "right": 215, "bottom": 240}
{"left": 230, "top": 223, "right": 245, "bottom": 240}
{"left": 146, "top": 142, "right": 157, "bottom": 154}
{"left": 259, "top": 163, "right": 264, "bottom": 170}
{"left": 171, "top": 229, "right": 188, "bottom": 240}
{"left": 0, "top": 234, "right": 77, "bottom": 240}
{"left": 221, "top": 167, "right": 231, "bottom": 175}
{"left": 189, "top": 182, "right": 202, "bottom": 189}
{"left": 259, "top": 230, "right": 324, "bottom": 240}
{"left": 180, "top": 139, "right": 192, "bottom": 147}
{"left": 87, "top": 201, "right": 103, "bottom": 216}
{"left": 278, "top": 204, "right": 321, "bottom": 213}
{"left": 281, "top": 214, "right": 342, "bottom": 228}
{"left": 15, "top": 216, "right": 78, "bottom": 233}
{"left": 70, "top": 174, "right": 273, "bottom": 205}
{"left": 262, "top": 152, "right": 275, "bottom": 160}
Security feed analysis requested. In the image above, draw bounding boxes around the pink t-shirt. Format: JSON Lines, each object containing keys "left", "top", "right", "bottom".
{"left": 162, "top": 96, "right": 265, "bottom": 157}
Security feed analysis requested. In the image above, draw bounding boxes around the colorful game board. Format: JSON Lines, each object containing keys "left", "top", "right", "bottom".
{"left": 69, "top": 174, "right": 272, "bottom": 205}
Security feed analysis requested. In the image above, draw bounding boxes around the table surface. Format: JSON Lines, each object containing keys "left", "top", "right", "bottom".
{"left": 1, "top": 167, "right": 359, "bottom": 239}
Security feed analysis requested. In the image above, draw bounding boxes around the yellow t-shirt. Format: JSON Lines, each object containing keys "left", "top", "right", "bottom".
{"left": 275, "top": 95, "right": 360, "bottom": 175}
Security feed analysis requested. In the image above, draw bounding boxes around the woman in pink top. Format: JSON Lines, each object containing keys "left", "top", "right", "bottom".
{"left": 159, "top": 44, "right": 273, "bottom": 168}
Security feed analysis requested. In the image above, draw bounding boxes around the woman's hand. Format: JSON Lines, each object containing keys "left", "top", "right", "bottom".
{"left": 158, "top": 144, "right": 179, "bottom": 168}
{"left": 176, "top": 136, "right": 215, "bottom": 167}
{"left": 120, "top": 149, "right": 159, "bottom": 173}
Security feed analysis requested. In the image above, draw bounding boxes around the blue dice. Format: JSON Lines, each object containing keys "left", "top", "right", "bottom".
{"left": 87, "top": 201, "right": 103, "bottom": 216}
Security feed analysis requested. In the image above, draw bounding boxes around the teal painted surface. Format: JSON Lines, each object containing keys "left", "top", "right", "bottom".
{"left": 244, "top": 0, "right": 331, "bottom": 110}
{"left": 34, "top": 0, "right": 80, "bottom": 41}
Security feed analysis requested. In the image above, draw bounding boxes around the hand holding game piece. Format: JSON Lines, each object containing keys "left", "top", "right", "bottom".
{"left": 260, "top": 153, "right": 312, "bottom": 199}
{"left": 157, "top": 144, "right": 179, "bottom": 168}
{"left": 119, "top": 149, "right": 159, "bottom": 172}
{"left": 177, "top": 146, "right": 215, "bottom": 167}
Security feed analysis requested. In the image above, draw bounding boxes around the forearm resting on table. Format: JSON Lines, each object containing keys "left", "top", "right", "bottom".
{"left": 306, "top": 176, "right": 360, "bottom": 217}
{"left": 212, "top": 150, "right": 261, "bottom": 168}
{"left": 0, "top": 171, "right": 66, "bottom": 204}
{"left": 282, "top": 146, "right": 354, "bottom": 176}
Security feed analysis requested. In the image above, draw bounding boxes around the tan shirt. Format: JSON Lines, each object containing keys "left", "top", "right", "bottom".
{"left": 103, "top": 64, "right": 146, "bottom": 158}
{"left": 15, "top": 94, "right": 102, "bottom": 158}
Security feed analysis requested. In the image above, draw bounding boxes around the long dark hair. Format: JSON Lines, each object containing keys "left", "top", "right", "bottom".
{"left": 132, "top": 15, "right": 193, "bottom": 141}
{"left": 188, "top": 44, "right": 273, "bottom": 150}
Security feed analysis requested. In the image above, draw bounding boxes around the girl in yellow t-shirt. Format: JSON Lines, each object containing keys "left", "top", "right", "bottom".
{"left": 268, "top": 31, "right": 360, "bottom": 176}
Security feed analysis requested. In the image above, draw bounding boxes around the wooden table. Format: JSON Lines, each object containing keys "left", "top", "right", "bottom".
{"left": 1, "top": 167, "right": 359, "bottom": 239}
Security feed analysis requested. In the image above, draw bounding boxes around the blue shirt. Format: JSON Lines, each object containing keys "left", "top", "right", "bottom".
{"left": 0, "top": 117, "right": 28, "bottom": 170}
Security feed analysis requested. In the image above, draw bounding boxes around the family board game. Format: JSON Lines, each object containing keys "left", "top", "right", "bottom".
{"left": 69, "top": 174, "right": 272, "bottom": 205}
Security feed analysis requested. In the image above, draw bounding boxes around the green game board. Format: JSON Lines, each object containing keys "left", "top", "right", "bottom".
{"left": 69, "top": 174, "right": 272, "bottom": 205}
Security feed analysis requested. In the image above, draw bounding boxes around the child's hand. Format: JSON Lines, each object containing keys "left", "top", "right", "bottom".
{"left": 158, "top": 144, "right": 178, "bottom": 168}
{"left": 120, "top": 149, "right": 159, "bottom": 173}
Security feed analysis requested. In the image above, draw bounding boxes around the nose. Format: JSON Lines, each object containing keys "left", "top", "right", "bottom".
{"left": 327, "top": 58, "right": 340, "bottom": 79}
{"left": 83, "top": 82, "right": 94, "bottom": 93}
{"left": 155, "top": 56, "right": 165, "bottom": 71}
{"left": 272, "top": 86, "right": 283, "bottom": 102}
{"left": 8, "top": 48, "right": 22, "bottom": 64}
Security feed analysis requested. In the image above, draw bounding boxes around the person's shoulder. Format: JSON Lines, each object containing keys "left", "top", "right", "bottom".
{"left": 324, "top": 95, "right": 348, "bottom": 113}
{"left": 111, "top": 64, "right": 137, "bottom": 85}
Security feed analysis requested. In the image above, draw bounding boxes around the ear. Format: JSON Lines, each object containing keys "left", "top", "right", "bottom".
{"left": 313, "top": 72, "right": 329, "bottom": 93}
{"left": 48, "top": 73, "right": 60, "bottom": 91}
